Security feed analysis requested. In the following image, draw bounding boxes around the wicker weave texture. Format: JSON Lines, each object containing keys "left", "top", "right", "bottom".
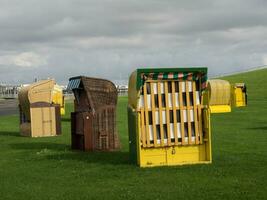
{"left": 70, "top": 76, "right": 120, "bottom": 151}
{"left": 81, "top": 77, "right": 117, "bottom": 112}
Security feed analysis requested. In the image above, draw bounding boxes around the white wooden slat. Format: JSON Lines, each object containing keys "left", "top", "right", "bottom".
{"left": 168, "top": 93, "right": 173, "bottom": 108}
{"left": 175, "top": 93, "right": 179, "bottom": 107}
{"left": 182, "top": 109, "right": 195, "bottom": 123}
{"left": 147, "top": 94, "right": 151, "bottom": 109}
{"left": 181, "top": 82, "right": 186, "bottom": 92}
{"left": 138, "top": 95, "right": 152, "bottom": 109}
{"left": 190, "top": 109, "right": 194, "bottom": 122}
{"left": 155, "top": 111, "right": 159, "bottom": 124}
{"left": 149, "top": 125, "right": 153, "bottom": 141}
{"left": 160, "top": 83, "right": 164, "bottom": 94}
{"left": 196, "top": 91, "right": 200, "bottom": 105}
{"left": 188, "top": 81, "right": 193, "bottom": 92}
{"left": 162, "top": 111, "right": 166, "bottom": 124}
{"left": 183, "top": 110, "right": 187, "bottom": 122}
{"left": 177, "top": 123, "right": 181, "bottom": 138}
{"left": 170, "top": 123, "right": 174, "bottom": 139}
{"left": 153, "top": 83, "right": 157, "bottom": 94}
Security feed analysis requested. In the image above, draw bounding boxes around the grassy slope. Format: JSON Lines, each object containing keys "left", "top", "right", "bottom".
{"left": 0, "top": 69, "right": 267, "bottom": 200}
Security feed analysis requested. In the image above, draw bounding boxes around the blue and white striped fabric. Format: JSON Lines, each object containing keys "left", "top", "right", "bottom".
{"left": 67, "top": 78, "right": 81, "bottom": 90}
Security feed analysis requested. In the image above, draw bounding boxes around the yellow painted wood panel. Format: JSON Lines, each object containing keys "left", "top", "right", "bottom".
{"left": 30, "top": 107, "right": 43, "bottom": 137}
{"left": 30, "top": 107, "right": 56, "bottom": 137}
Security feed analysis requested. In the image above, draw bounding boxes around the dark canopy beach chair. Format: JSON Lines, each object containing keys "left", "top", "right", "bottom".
{"left": 67, "top": 76, "right": 120, "bottom": 151}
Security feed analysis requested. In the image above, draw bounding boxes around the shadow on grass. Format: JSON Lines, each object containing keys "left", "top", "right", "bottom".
{"left": 46, "top": 151, "right": 130, "bottom": 165}
{"left": 247, "top": 126, "right": 267, "bottom": 130}
{"left": 9, "top": 142, "right": 70, "bottom": 151}
{"left": 0, "top": 131, "right": 20, "bottom": 137}
{"left": 61, "top": 118, "right": 71, "bottom": 122}
{"left": 9, "top": 142, "right": 130, "bottom": 165}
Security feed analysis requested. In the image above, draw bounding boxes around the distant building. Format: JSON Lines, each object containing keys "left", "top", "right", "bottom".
{"left": 116, "top": 85, "right": 128, "bottom": 96}
{"left": 0, "top": 84, "right": 21, "bottom": 98}
{"left": 0, "top": 82, "right": 128, "bottom": 99}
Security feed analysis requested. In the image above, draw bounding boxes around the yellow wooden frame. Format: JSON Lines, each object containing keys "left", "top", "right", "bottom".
{"left": 136, "top": 79, "right": 211, "bottom": 167}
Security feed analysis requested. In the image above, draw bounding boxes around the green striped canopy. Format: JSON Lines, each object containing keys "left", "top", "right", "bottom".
{"left": 136, "top": 68, "right": 208, "bottom": 91}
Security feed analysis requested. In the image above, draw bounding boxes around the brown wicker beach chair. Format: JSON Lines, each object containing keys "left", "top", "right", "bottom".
{"left": 67, "top": 76, "right": 120, "bottom": 151}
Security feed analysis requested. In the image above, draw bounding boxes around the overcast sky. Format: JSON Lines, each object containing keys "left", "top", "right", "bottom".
{"left": 0, "top": 0, "right": 266, "bottom": 85}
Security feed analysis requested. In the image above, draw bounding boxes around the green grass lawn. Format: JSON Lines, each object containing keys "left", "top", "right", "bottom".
{"left": 0, "top": 69, "right": 267, "bottom": 200}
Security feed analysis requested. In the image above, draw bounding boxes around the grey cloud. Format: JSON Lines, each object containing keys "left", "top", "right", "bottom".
{"left": 0, "top": 0, "right": 266, "bottom": 84}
